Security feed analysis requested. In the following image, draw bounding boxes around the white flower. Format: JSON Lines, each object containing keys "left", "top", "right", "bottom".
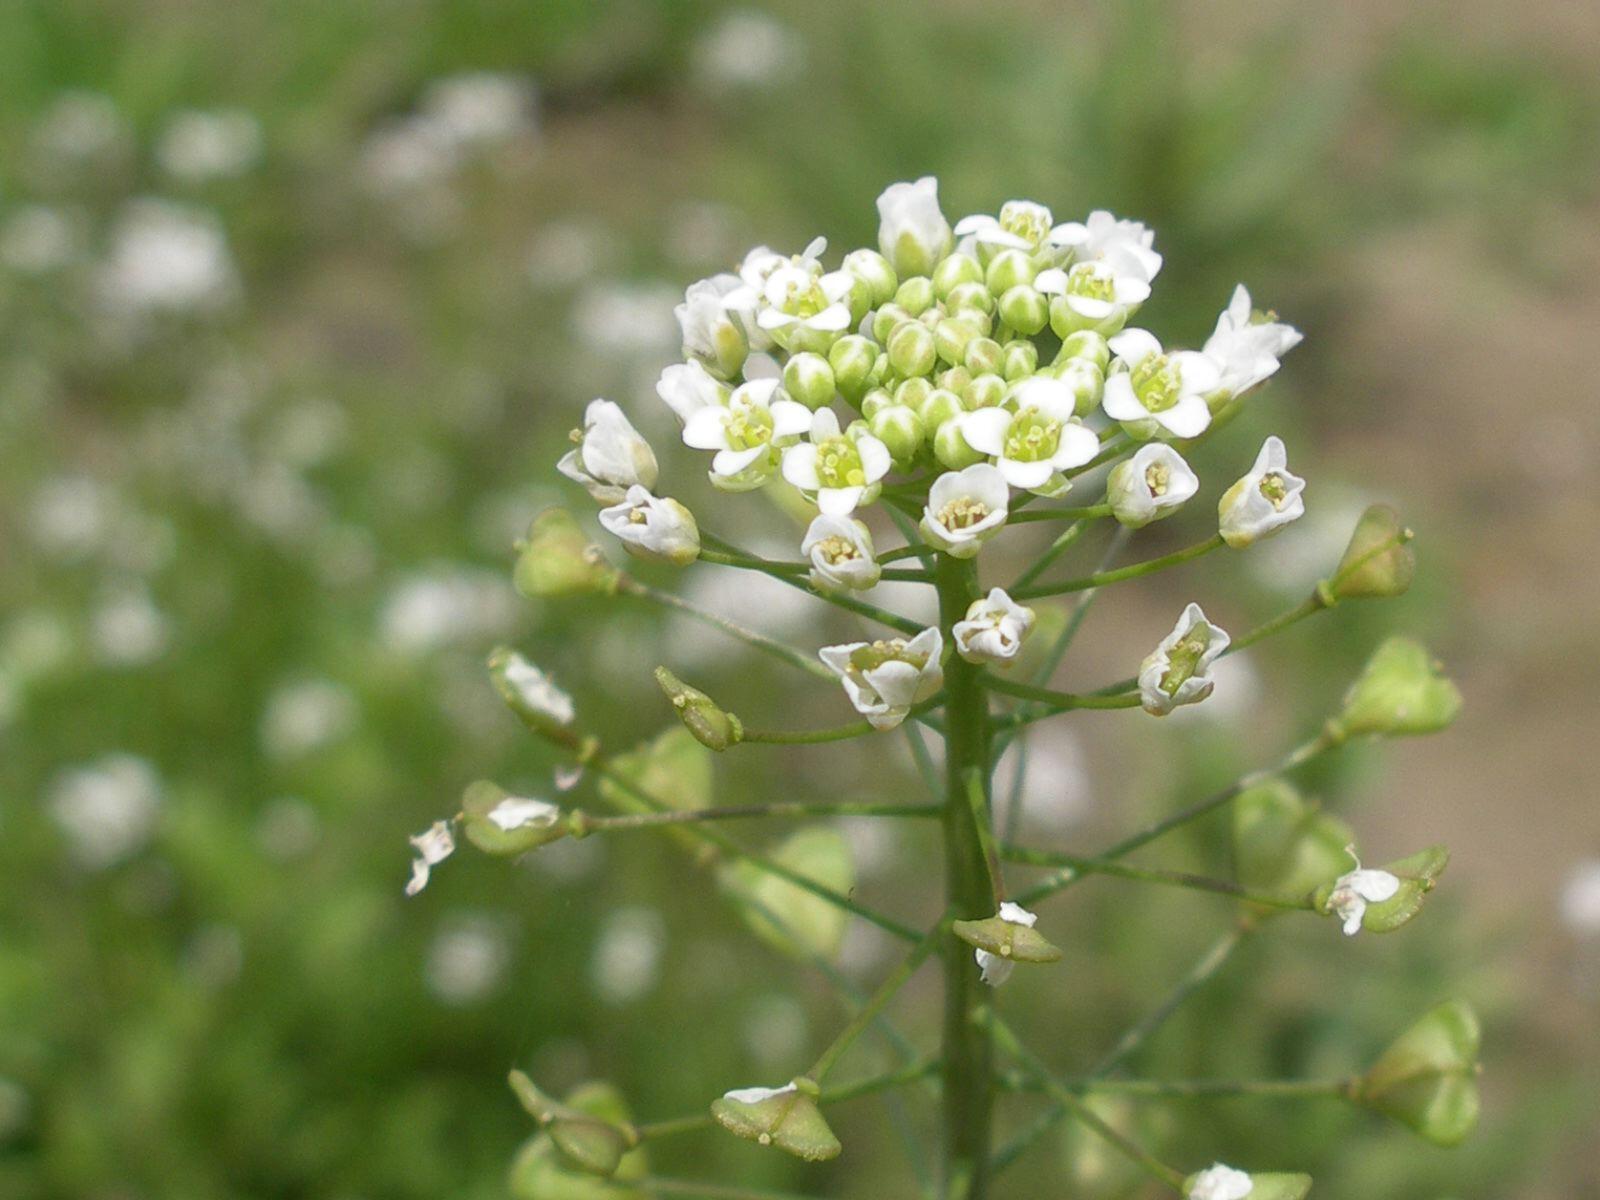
{"left": 1102, "top": 329, "right": 1221, "bottom": 440}
{"left": 1202, "top": 284, "right": 1302, "bottom": 397}
{"left": 556, "top": 399, "right": 659, "bottom": 504}
{"left": 975, "top": 902, "right": 1038, "bottom": 987}
{"left": 48, "top": 755, "right": 163, "bottom": 870}
{"left": 801, "top": 515, "right": 881, "bottom": 592}
{"left": 782, "top": 408, "right": 892, "bottom": 515}
{"left": 1560, "top": 860, "right": 1600, "bottom": 937}
{"left": 1106, "top": 443, "right": 1199, "bottom": 528}
{"left": 919, "top": 464, "right": 1010, "bottom": 557}
{"left": 1218, "top": 436, "right": 1306, "bottom": 548}
{"left": 1034, "top": 251, "right": 1152, "bottom": 332}
{"left": 1327, "top": 847, "right": 1401, "bottom": 936}
{"left": 753, "top": 249, "right": 856, "bottom": 353}
{"left": 156, "top": 109, "right": 263, "bottom": 181}
{"left": 96, "top": 199, "right": 239, "bottom": 316}
{"left": 954, "top": 199, "right": 1053, "bottom": 254}
{"left": 598, "top": 486, "right": 700, "bottom": 566}
{"left": 683, "top": 377, "right": 811, "bottom": 487}
{"left": 487, "top": 796, "right": 561, "bottom": 832}
{"left": 675, "top": 272, "right": 749, "bottom": 376}
{"left": 656, "top": 359, "right": 729, "bottom": 424}
{"left": 819, "top": 627, "right": 944, "bottom": 731}
{"left": 692, "top": 11, "right": 805, "bottom": 92}
{"left": 1048, "top": 209, "right": 1162, "bottom": 281}
{"left": 954, "top": 589, "right": 1035, "bottom": 665}
{"left": 420, "top": 72, "right": 537, "bottom": 148}
{"left": 405, "top": 819, "right": 456, "bottom": 896}
{"left": 1139, "top": 603, "right": 1231, "bottom": 715}
{"left": 500, "top": 652, "right": 575, "bottom": 726}
{"left": 876, "top": 176, "right": 953, "bottom": 277}
{"left": 959, "top": 377, "right": 1099, "bottom": 494}
{"left": 1188, "top": 1162, "right": 1254, "bottom": 1200}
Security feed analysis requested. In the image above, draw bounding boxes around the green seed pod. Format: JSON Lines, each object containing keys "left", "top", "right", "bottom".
{"left": 932, "top": 252, "right": 983, "bottom": 299}
{"left": 710, "top": 1076, "right": 841, "bottom": 1162}
{"left": 998, "top": 284, "right": 1048, "bottom": 336}
{"left": 514, "top": 509, "right": 621, "bottom": 599}
{"left": 1231, "top": 779, "right": 1352, "bottom": 904}
{"left": 952, "top": 915, "right": 1063, "bottom": 964}
{"left": 461, "top": 780, "right": 568, "bottom": 856}
{"left": 1333, "top": 637, "right": 1462, "bottom": 741}
{"left": 509, "top": 1071, "right": 640, "bottom": 1178}
{"left": 1356, "top": 1000, "right": 1481, "bottom": 1147}
{"left": 1327, "top": 505, "right": 1415, "bottom": 600}
{"left": 782, "top": 352, "right": 836, "bottom": 410}
{"left": 654, "top": 667, "right": 743, "bottom": 751}
{"left": 887, "top": 321, "right": 938, "bottom": 378}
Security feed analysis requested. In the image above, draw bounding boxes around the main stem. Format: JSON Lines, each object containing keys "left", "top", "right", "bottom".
{"left": 936, "top": 553, "right": 995, "bottom": 1199}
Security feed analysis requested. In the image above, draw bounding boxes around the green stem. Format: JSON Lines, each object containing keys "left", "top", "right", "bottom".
{"left": 701, "top": 531, "right": 923, "bottom": 635}
{"left": 1007, "top": 505, "right": 1112, "bottom": 524}
{"left": 1009, "top": 518, "right": 1090, "bottom": 592}
{"left": 982, "top": 675, "right": 1142, "bottom": 711}
{"left": 934, "top": 553, "right": 996, "bottom": 1200}
{"left": 700, "top": 546, "right": 931, "bottom": 583}
{"left": 998, "top": 847, "right": 1313, "bottom": 910}
{"left": 579, "top": 800, "right": 942, "bottom": 833}
{"left": 1011, "top": 534, "right": 1225, "bottom": 601}
{"left": 997, "top": 1073, "right": 1356, "bottom": 1100}
{"left": 614, "top": 1178, "right": 827, "bottom": 1200}
{"left": 621, "top": 578, "right": 834, "bottom": 680}
{"left": 809, "top": 924, "right": 944, "bottom": 1080}
{"left": 740, "top": 694, "right": 947, "bottom": 746}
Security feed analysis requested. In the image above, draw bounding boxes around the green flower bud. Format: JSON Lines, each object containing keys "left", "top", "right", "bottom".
{"left": 1333, "top": 637, "right": 1462, "bottom": 741}
{"left": 871, "top": 303, "right": 914, "bottom": 344}
{"left": 724, "top": 828, "right": 853, "bottom": 961}
{"left": 1058, "top": 329, "right": 1110, "bottom": 371}
{"left": 984, "top": 248, "right": 1036, "bottom": 293}
{"left": 893, "top": 376, "right": 934, "bottom": 413}
{"left": 963, "top": 372, "right": 1007, "bottom": 411}
{"left": 510, "top": 1071, "right": 640, "bottom": 1177}
{"left": 461, "top": 780, "right": 568, "bottom": 856}
{"left": 945, "top": 280, "right": 994, "bottom": 314}
{"left": 937, "top": 365, "right": 973, "bottom": 396}
{"left": 828, "top": 335, "right": 878, "bottom": 402}
{"left": 933, "top": 417, "right": 986, "bottom": 469}
{"left": 509, "top": 1081, "right": 649, "bottom": 1199}
{"left": 894, "top": 275, "right": 935, "bottom": 316}
{"left": 934, "top": 315, "right": 981, "bottom": 366}
{"left": 1326, "top": 504, "right": 1415, "bottom": 601}
{"left": 710, "top": 1076, "right": 841, "bottom": 1162}
{"left": 963, "top": 336, "right": 1003, "bottom": 376}
{"left": 1001, "top": 339, "right": 1038, "bottom": 381}
{"left": 888, "top": 321, "right": 938, "bottom": 378}
{"left": 932, "top": 252, "right": 982, "bottom": 299}
{"left": 1231, "top": 779, "right": 1353, "bottom": 903}
{"left": 920, "top": 387, "right": 966, "bottom": 431}
{"left": 654, "top": 667, "right": 743, "bottom": 751}
{"left": 998, "top": 284, "right": 1048, "bottom": 336}
{"left": 952, "top": 914, "right": 1063, "bottom": 964}
{"left": 1356, "top": 1000, "right": 1481, "bottom": 1147}
{"left": 782, "top": 352, "right": 836, "bottom": 410}
{"left": 869, "top": 404, "right": 926, "bottom": 470}
{"left": 860, "top": 388, "right": 894, "bottom": 419}
{"left": 513, "top": 509, "right": 621, "bottom": 599}
{"left": 1057, "top": 356, "right": 1105, "bottom": 416}
{"left": 842, "top": 248, "right": 897, "bottom": 307}
{"left": 1312, "top": 844, "right": 1449, "bottom": 934}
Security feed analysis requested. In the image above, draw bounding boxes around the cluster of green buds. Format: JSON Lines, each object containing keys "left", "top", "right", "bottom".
{"left": 409, "top": 179, "right": 1474, "bottom": 1199}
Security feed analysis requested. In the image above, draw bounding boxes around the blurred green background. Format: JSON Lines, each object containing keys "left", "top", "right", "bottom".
{"left": 2, "top": 1, "right": 1597, "bottom": 1197}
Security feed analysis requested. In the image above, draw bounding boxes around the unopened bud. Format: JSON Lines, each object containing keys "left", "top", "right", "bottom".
{"left": 998, "top": 284, "right": 1048, "bottom": 336}
{"left": 934, "top": 315, "right": 981, "bottom": 365}
{"left": 933, "top": 417, "right": 986, "bottom": 469}
{"left": 985, "top": 248, "right": 1036, "bottom": 294}
{"left": 888, "top": 321, "right": 937, "bottom": 378}
{"left": 963, "top": 372, "right": 1007, "bottom": 411}
{"left": 654, "top": 667, "right": 743, "bottom": 751}
{"left": 513, "top": 508, "right": 621, "bottom": 598}
{"left": 932, "top": 252, "right": 982, "bottom": 298}
{"left": 869, "top": 404, "right": 926, "bottom": 469}
{"left": 920, "top": 387, "right": 966, "bottom": 431}
{"left": 783, "top": 352, "right": 836, "bottom": 410}
{"left": 1058, "top": 329, "right": 1110, "bottom": 371}
{"left": 828, "top": 334, "right": 878, "bottom": 401}
{"left": 1001, "top": 339, "right": 1039, "bottom": 380}
{"left": 841, "top": 247, "right": 897, "bottom": 307}
{"left": 894, "top": 275, "right": 935, "bottom": 316}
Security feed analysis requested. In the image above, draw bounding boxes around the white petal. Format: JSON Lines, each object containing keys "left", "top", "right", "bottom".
{"left": 1156, "top": 394, "right": 1211, "bottom": 439}
{"left": 856, "top": 435, "right": 892, "bottom": 483}
{"left": 1100, "top": 374, "right": 1146, "bottom": 421}
{"left": 817, "top": 485, "right": 865, "bottom": 515}
{"left": 682, "top": 407, "right": 730, "bottom": 451}
{"left": 781, "top": 443, "right": 821, "bottom": 490}
{"left": 959, "top": 407, "right": 1012, "bottom": 456}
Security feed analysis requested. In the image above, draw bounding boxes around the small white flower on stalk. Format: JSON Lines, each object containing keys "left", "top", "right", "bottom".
{"left": 754, "top": 246, "right": 856, "bottom": 354}
{"left": 500, "top": 652, "right": 575, "bottom": 727}
{"left": 683, "top": 377, "right": 811, "bottom": 488}
{"left": 1218, "top": 436, "right": 1306, "bottom": 548}
{"left": 919, "top": 464, "right": 1009, "bottom": 558}
{"left": 1035, "top": 252, "right": 1153, "bottom": 334}
{"left": 1106, "top": 443, "right": 1199, "bottom": 528}
{"left": 1139, "top": 603, "right": 1230, "bottom": 716}
{"left": 954, "top": 199, "right": 1053, "bottom": 254}
{"left": 1327, "top": 847, "right": 1401, "bottom": 936}
{"left": 598, "top": 486, "right": 701, "bottom": 566}
{"left": 1102, "top": 328, "right": 1221, "bottom": 440}
{"left": 1048, "top": 210, "right": 1163, "bottom": 282}
{"left": 801, "top": 515, "right": 881, "bottom": 592}
{"left": 782, "top": 408, "right": 892, "bottom": 515}
{"left": 405, "top": 819, "right": 456, "bottom": 896}
{"left": 958, "top": 376, "right": 1099, "bottom": 495}
{"left": 1202, "top": 284, "right": 1303, "bottom": 398}
{"left": 876, "top": 176, "right": 953, "bottom": 278}
{"left": 676, "top": 272, "right": 749, "bottom": 378}
{"left": 486, "top": 796, "right": 561, "bottom": 832}
{"left": 557, "top": 399, "right": 659, "bottom": 504}
{"left": 975, "top": 901, "right": 1037, "bottom": 987}
{"left": 1187, "top": 1163, "right": 1254, "bottom": 1200}
{"left": 819, "top": 628, "right": 944, "bottom": 731}
{"left": 655, "top": 359, "right": 729, "bottom": 424}
{"left": 954, "top": 589, "right": 1035, "bottom": 665}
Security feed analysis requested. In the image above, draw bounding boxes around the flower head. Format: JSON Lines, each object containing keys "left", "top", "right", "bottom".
{"left": 876, "top": 176, "right": 953, "bottom": 278}
{"left": 1107, "top": 443, "right": 1199, "bottom": 528}
{"left": 1139, "top": 603, "right": 1230, "bottom": 715}
{"left": 1327, "top": 847, "right": 1401, "bottom": 936}
{"left": 782, "top": 408, "right": 892, "bottom": 515}
{"left": 683, "top": 377, "right": 811, "bottom": 488}
{"left": 557, "top": 399, "right": 659, "bottom": 504}
{"left": 598, "top": 486, "right": 700, "bottom": 566}
{"left": 801, "top": 515, "right": 881, "bottom": 592}
{"left": 919, "top": 464, "right": 1010, "bottom": 557}
{"left": 1219, "top": 436, "right": 1306, "bottom": 548}
{"left": 959, "top": 376, "right": 1099, "bottom": 494}
{"left": 1203, "top": 284, "right": 1302, "bottom": 398}
{"left": 1187, "top": 1163, "right": 1254, "bottom": 1200}
{"left": 819, "top": 627, "right": 943, "bottom": 731}
{"left": 1103, "top": 329, "right": 1221, "bottom": 440}
{"left": 954, "top": 589, "right": 1035, "bottom": 665}
{"left": 405, "top": 819, "right": 456, "bottom": 896}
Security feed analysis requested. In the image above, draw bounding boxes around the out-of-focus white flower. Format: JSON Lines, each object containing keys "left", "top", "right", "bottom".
{"left": 1106, "top": 443, "right": 1199, "bottom": 528}
{"left": 405, "top": 820, "right": 456, "bottom": 896}
{"left": 591, "top": 906, "right": 666, "bottom": 1005}
{"left": 1327, "top": 848, "right": 1400, "bottom": 936}
{"left": 782, "top": 407, "right": 892, "bottom": 515}
{"left": 0, "top": 206, "right": 80, "bottom": 274}
{"left": 1103, "top": 329, "right": 1220, "bottom": 440}
{"left": 954, "top": 199, "right": 1054, "bottom": 254}
{"left": 426, "top": 914, "right": 510, "bottom": 1005}
{"left": 28, "top": 474, "right": 113, "bottom": 561}
{"left": 819, "top": 627, "right": 944, "bottom": 731}
{"left": 975, "top": 901, "right": 1038, "bottom": 987}
{"left": 656, "top": 359, "right": 729, "bottom": 425}
{"left": 1202, "top": 284, "right": 1302, "bottom": 398}
{"left": 801, "top": 515, "right": 881, "bottom": 592}
{"left": 599, "top": 486, "right": 700, "bottom": 566}
{"left": 156, "top": 109, "right": 263, "bottom": 182}
{"left": 557, "top": 398, "right": 659, "bottom": 504}
{"left": 48, "top": 754, "right": 163, "bottom": 870}
{"left": 1138, "top": 603, "right": 1230, "bottom": 716}
{"left": 1219, "top": 436, "right": 1306, "bottom": 549}
{"left": 420, "top": 72, "right": 537, "bottom": 148}
{"left": 500, "top": 652, "right": 576, "bottom": 727}
{"left": 572, "top": 280, "right": 681, "bottom": 357}
{"left": 260, "top": 678, "right": 358, "bottom": 760}
{"left": 91, "top": 584, "right": 171, "bottom": 666}
{"left": 96, "top": 199, "right": 239, "bottom": 316}
{"left": 1187, "top": 1162, "right": 1254, "bottom": 1200}
{"left": 954, "top": 589, "right": 1035, "bottom": 665}
{"left": 692, "top": 10, "right": 805, "bottom": 91}
{"left": 683, "top": 377, "right": 809, "bottom": 486}
{"left": 360, "top": 116, "right": 458, "bottom": 193}
{"left": 876, "top": 176, "right": 953, "bottom": 278}
{"left": 379, "top": 567, "right": 517, "bottom": 654}
{"left": 920, "top": 464, "right": 1009, "bottom": 558}
{"left": 1560, "top": 860, "right": 1600, "bottom": 937}
{"left": 32, "top": 91, "right": 128, "bottom": 166}
{"left": 959, "top": 376, "right": 1098, "bottom": 494}
{"left": 1048, "top": 210, "right": 1162, "bottom": 281}
{"left": 527, "top": 219, "right": 608, "bottom": 290}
